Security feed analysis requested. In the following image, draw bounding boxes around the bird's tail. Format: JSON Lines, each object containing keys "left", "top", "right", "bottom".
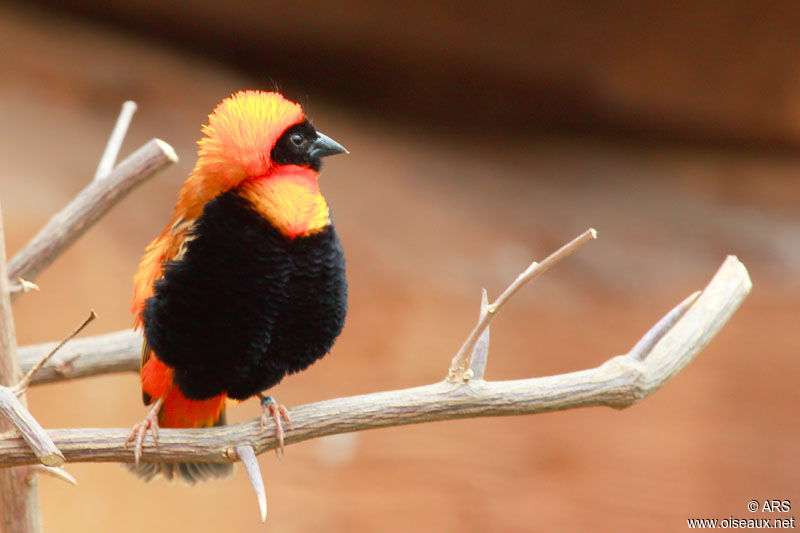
{"left": 125, "top": 387, "right": 233, "bottom": 483}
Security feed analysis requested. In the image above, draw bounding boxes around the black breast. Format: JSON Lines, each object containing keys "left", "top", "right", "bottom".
{"left": 143, "top": 190, "right": 347, "bottom": 401}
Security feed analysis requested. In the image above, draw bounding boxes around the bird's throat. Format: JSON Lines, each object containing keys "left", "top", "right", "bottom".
{"left": 238, "top": 167, "right": 330, "bottom": 239}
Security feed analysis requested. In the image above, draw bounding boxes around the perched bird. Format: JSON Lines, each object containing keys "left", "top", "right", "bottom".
{"left": 126, "top": 90, "right": 348, "bottom": 482}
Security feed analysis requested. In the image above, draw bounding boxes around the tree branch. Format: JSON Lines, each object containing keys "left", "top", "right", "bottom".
{"left": 0, "top": 201, "right": 43, "bottom": 533}
{"left": 0, "top": 388, "right": 63, "bottom": 467}
{"left": 7, "top": 139, "right": 177, "bottom": 299}
{"left": 18, "top": 329, "right": 140, "bottom": 385}
{"left": 1, "top": 102, "right": 167, "bottom": 532}
{"left": 0, "top": 255, "right": 751, "bottom": 468}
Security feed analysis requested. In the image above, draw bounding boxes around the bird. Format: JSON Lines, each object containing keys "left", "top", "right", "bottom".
{"left": 125, "top": 90, "right": 348, "bottom": 482}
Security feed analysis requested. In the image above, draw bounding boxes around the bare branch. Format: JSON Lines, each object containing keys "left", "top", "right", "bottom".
{"left": 0, "top": 255, "right": 751, "bottom": 468}
{"left": 0, "top": 207, "right": 74, "bottom": 469}
{"left": 13, "top": 311, "right": 96, "bottom": 394}
{"left": 18, "top": 329, "right": 140, "bottom": 385}
{"left": 0, "top": 201, "right": 43, "bottom": 532}
{"left": 448, "top": 228, "right": 597, "bottom": 382}
{"left": 0, "top": 202, "right": 19, "bottom": 386}
{"left": 94, "top": 101, "right": 137, "bottom": 180}
{"left": 0, "top": 387, "right": 64, "bottom": 466}
{"left": 7, "top": 139, "right": 177, "bottom": 298}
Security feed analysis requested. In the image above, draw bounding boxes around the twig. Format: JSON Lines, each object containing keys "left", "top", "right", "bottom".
{"left": 448, "top": 228, "right": 597, "bottom": 382}
{"left": 18, "top": 329, "right": 141, "bottom": 385}
{"left": 7, "top": 138, "right": 177, "bottom": 299}
{"left": 94, "top": 101, "right": 137, "bottom": 181}
{"left": 0, "top": 201, "right": 43, "bottom": 533}
{"left": 0, "top": 255, "right": 751, "bottom": 467}
{"left": 12, "top": 311, "right": 96, "bottom": 395}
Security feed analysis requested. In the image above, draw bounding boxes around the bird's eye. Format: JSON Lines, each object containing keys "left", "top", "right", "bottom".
{"left": 290, "top": 133, "right": 304, "bottom": 147}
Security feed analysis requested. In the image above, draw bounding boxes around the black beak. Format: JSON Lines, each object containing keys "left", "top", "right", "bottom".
{"left": 309, "top": 132, "right": 348, "bottom": 159}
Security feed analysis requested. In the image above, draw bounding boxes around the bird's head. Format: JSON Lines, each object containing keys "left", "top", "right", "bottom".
{"left": 179, "top": 90, "right": 347, "bottom": 219}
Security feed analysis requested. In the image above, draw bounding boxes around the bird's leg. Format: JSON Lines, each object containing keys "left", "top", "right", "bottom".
{"left": 259, "top": 393, "right": 293, "bottom": 457}
{"left": 124, "top": 396, "right": 164, "bottom": 466}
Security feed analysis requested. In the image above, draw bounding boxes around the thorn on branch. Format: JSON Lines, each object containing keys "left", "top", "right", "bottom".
{"left": 30, "top": 465, "right": 77, "bottom": 486}
{"left": 236, "top": 445, "right": 267, "bottom": 522}
{"left": 627, "top": 291, "right": 701, "bottom": 361}
{"left": 9, "top": 278, "right": 39, "bottom": 295}
{"left": 468, "top": 289, "right": 490, "bottom": 380}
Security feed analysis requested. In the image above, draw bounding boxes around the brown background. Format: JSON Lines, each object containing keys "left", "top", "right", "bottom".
{"left": 1, "top": 2, "right": 798, "bottom": 531}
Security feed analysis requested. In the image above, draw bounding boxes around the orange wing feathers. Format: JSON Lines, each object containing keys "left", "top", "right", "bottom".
{"left": 131, "top": 222, "right": 185, "bottom": 330}
{"left": 132, "top": 218, "right": 227, "bottom": 428}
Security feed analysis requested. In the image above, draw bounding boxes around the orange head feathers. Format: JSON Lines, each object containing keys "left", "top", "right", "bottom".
{"left": 176, "top": 91, "right": 307, "bottom": 219}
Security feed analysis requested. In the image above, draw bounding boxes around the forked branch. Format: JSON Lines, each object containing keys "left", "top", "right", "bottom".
{"left": 0, "top": 102, "right": 177, "bottom": 533}
{"left": 449, "top": 228, "right": 597, "bottom": 382}
{"left": 0, "top": 255, "right": 751, "bottom": 467}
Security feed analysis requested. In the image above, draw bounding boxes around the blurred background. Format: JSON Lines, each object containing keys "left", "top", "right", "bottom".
{"left": 1, "top": 2, "right": 798, "bottom": 531}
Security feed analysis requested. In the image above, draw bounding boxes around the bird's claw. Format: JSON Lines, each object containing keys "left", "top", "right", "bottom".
{"left": 125, "top": 398, "right": 162, "bottom": 466}
{"left": 260, "top": 395, "right": 293, "bottom": 458}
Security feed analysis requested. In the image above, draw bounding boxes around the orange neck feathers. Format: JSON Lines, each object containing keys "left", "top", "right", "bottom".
{"left": 239, "top": 166, "right": 330, "bottom": 239}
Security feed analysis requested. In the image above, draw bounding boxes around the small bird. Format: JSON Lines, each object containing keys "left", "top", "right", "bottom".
{"left": 126, "top": 90, "right": 348, "bottom": 482}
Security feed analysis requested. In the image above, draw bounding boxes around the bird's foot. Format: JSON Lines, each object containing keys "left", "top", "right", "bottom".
{"left": 259, "top": 395, "right": 293, "bottom": 458}
{"left": 125, "top": 397, "right": 163, "bottom": 466}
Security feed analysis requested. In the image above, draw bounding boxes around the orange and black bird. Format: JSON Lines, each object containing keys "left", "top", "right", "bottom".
{"left": 126, "top": 90, "right": 348, "bottom": 482}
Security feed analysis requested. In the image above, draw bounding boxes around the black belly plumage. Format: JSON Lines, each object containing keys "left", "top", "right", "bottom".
{"left": 142, "top": 190, "right": 347, "bottom": 401}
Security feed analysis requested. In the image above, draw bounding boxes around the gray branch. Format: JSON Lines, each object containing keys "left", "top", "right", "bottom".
{"left": 0, "top": 387, "right": 63, "bottom": 466}
{"left": 19, "top": 329, "right": 140, "bottom": 385}
{"left": 1, "top": 103, "right": 177, "bottom": 533}
{"left": 7, "top": 139, "right": 177, "bottom": 299}
{"left": 0, "top": 255, "right": 751, "bottom": 467}
{"left": 0, "top": 202, "right": 44, "bottom": 532}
